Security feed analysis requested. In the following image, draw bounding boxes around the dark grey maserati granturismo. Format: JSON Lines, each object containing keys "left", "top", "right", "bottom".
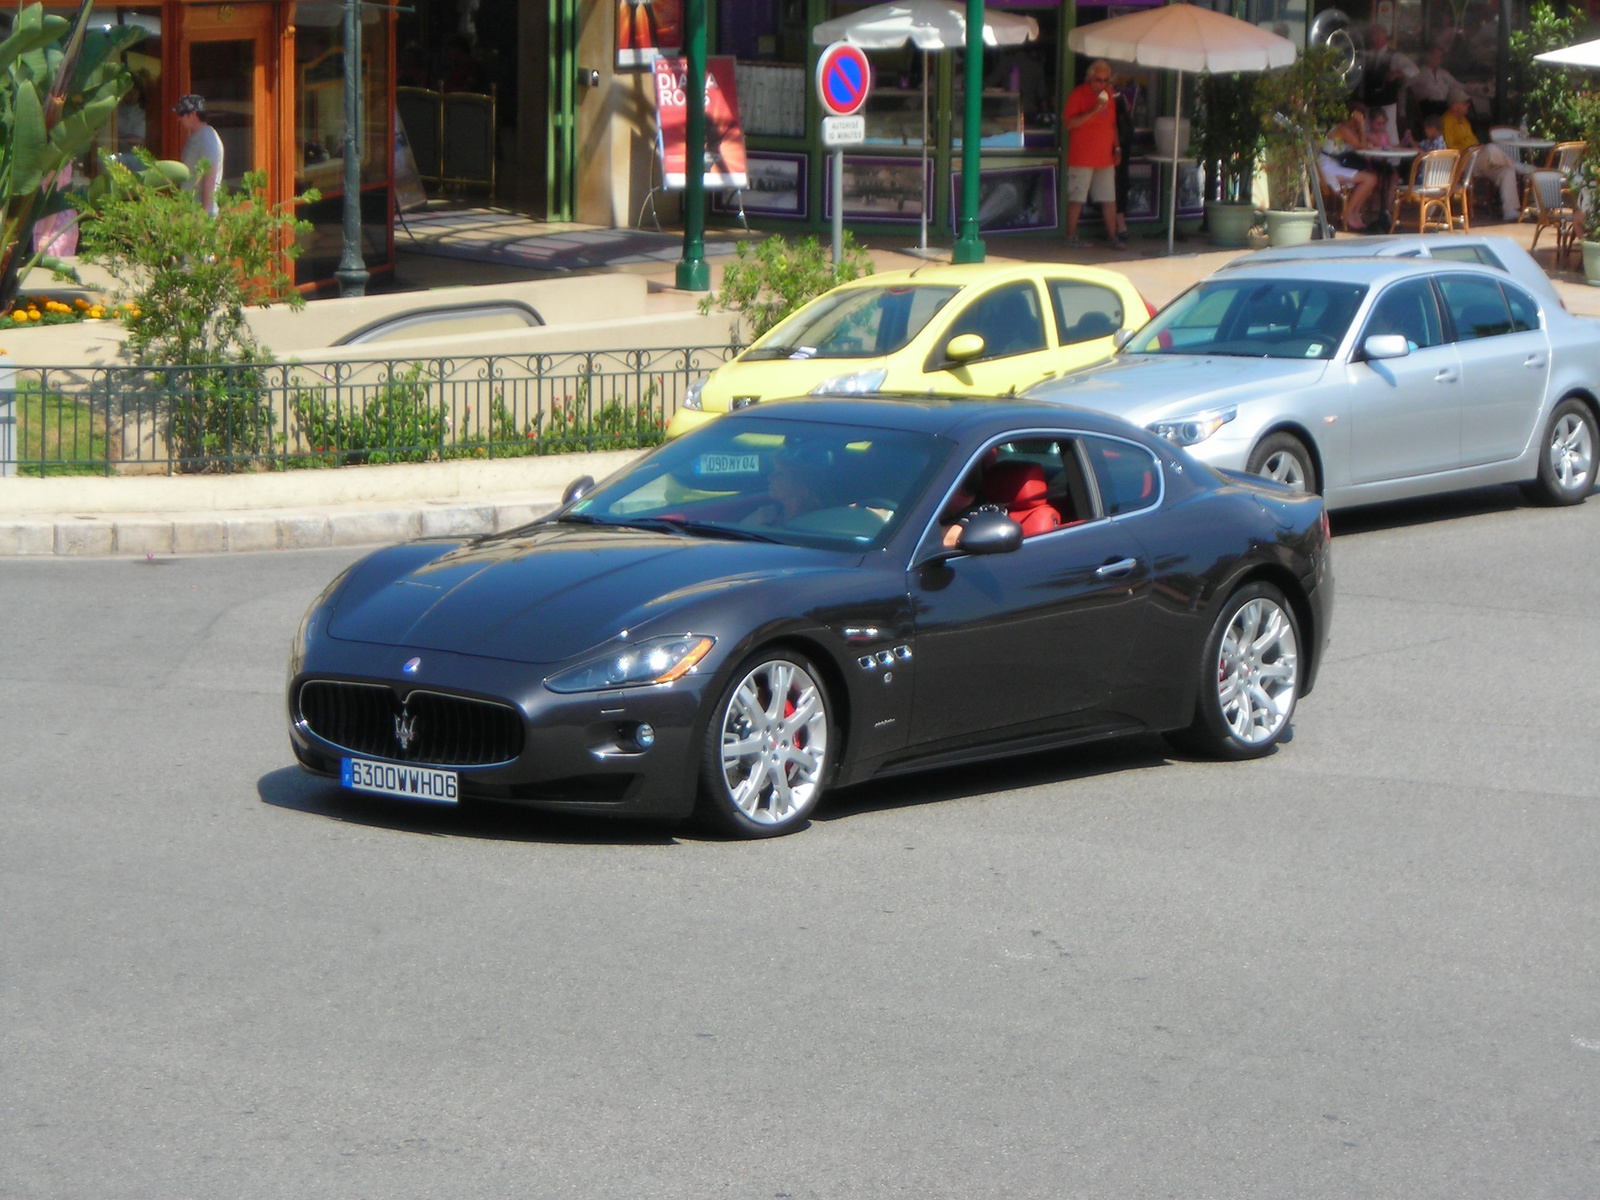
{"left": 287, "top": 398, "right": 1333, "bottom": 837}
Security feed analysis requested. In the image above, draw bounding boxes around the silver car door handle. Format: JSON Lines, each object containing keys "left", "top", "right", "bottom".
{"left": 1524, "top": 355, "right": 1548, "bottom": 368}
{"left": 1435, "top": 369, "right": 1459, "bottom": 383}
{"left": 1096, "top": 557, "right": 1138, "bottom": 579}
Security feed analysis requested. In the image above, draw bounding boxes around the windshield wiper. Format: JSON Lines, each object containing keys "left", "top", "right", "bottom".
{"left": 635, "top": 517, "right": 782, "bottom": 543}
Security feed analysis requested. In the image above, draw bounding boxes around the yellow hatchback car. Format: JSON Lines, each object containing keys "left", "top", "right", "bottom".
{"left": 666, "top": 262, "right": 1154, "bottom": 439}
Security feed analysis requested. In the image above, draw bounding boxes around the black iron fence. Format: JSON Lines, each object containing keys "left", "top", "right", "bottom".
{"left": 0, "top": 345, "right": 741, "bottom": 477}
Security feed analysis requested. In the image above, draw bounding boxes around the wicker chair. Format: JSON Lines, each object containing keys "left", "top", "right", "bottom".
{"left": 1547, "top": 140, "right": 1587, "bottom": 177}
{"left": 1528, "top": 169, "right": 1579, "bottom": 264}
{"left": 1446, "top": 144, "right": 1483, "bottom": 231}
{"left": 1393, "top": 148, "right": 1458, "bottom": 233}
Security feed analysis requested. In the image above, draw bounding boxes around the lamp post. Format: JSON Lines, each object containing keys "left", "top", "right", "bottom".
{"left": 335, "top": 0, "right": 369, "bottom": 297}
{"left": 675, "top": 0, "right": 710, "bottom": 291}
{"left": 951, "top": 0, "right": 986, "bottom": 264}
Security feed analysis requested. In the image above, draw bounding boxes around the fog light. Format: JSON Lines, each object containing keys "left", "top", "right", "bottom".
{"left": 633, "top": 723, "right": 656, "bottom": 750}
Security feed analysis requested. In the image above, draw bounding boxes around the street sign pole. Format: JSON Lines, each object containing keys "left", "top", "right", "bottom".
{"left": 676, "top": 0, "right": 710, "bottom": 292}
{"left": 816, "top": 42, "right": 872, "bottom": 270}
{"left": 951, "top": 0, "right": 987, "bottom": 264}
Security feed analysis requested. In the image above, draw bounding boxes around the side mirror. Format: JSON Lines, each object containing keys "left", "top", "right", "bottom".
{"left": 955, "top": 510, "right": 1023, "bottom": 556}
{"left": 562, "top": 475, "right": 595, "bottom": 505}
{"left": 1361, "top": 334, "right": 1411, "bottom": 361}
{"left": 945, "top": 333, "right": 986, "bottom": 365}
{"left": 1112, "top": 328, "right": 1137, "bottom": 350}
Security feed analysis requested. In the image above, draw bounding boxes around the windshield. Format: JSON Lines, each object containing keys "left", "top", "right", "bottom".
{"left": 1127, "top": 279, "right": 1368, "bottom": 360}
{"left": 741, "top": 285, "right": 962, "bottom": 361}
{"left": 566, "top": 417, "right": 952, "bottom": 552}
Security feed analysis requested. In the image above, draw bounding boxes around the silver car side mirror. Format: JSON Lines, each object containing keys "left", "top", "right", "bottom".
{"left": 1113, "top": 328, "right": 1136, "bottom": 350}
{"left": 1361, "top": 334, "right": 1411, "bottom": 361}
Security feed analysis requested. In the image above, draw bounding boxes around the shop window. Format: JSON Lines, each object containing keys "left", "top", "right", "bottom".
{"left": 294, "top": 2, "right": 392, "bottom": 193}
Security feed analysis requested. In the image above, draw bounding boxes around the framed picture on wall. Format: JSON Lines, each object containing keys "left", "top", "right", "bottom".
{"left": 1177, "top": 161, "right": 1203, "bottom": 216}
{"left": 713, "top": 152, "right": 807, "bottom": 218}
{"left": 823, "top": 155, "right": 934, "bottom": 222}
{"left": 947, "top": 164, "right": 1058, "bottom": 233}
{"left": 1124, "top": 161, "right": 1156, "bottom": 219}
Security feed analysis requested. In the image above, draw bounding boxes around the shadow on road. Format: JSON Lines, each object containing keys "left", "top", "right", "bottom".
{"left": 1329, "top": 484, "right": 1536, "bottom": 536}
{"left": 819, "top": 732, "right": 1178, "bottom": 823}
{"left": 256, "top": 767, "right": 682, "bottom": 845}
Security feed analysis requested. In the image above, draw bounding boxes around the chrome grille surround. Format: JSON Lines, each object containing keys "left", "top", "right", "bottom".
{"left": 296, "top": 680, "right": 525, "bottom": 767}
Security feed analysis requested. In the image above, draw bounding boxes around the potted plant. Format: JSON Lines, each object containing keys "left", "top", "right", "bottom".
{"left": 1255, "top": 45, "right": 1351, "bottom": 246}
{"left": 1572, "top": 90, "right": 1600, "bottom": 286}
{"left": 1195, "top": 72, "right": 1262, "bottom": 248}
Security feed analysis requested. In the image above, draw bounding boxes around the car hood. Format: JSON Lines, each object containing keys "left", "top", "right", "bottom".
{"left": 327, "top": 525, "right": 847, "bottom": 665}
{"left": 1026, "top": 354, "right": 1332, "bottom": 424}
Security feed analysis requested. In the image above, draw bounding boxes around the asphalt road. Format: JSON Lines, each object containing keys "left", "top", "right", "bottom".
{"left": 4, "top": 485, "right": 1598, "bottom": 1199}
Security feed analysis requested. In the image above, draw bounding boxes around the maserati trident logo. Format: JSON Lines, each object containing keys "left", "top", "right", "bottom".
{"left": 394, "top": 708, "right": 418, "bottom": 753}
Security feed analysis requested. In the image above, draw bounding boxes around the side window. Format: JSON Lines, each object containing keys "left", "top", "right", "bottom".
{"left": 1363, "top": 278, "right": 1445, "bottom": 350}
{"left": 1047, "top": 280, "right": 1125, "bottom": 346}
{"left": 1502, "top": 284, "right": 1541, "bottom": 333}
{"left": 1082, "top": 437, "right": 1160, "bottom": 517}
{"left": 1437, "top": 274, "right": 1513, "bottom": 341}
{"left": 938, "top": 281, "right": 1048, "bottom": 362}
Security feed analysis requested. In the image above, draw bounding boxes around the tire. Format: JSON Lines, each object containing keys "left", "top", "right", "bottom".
{"left": 1521, "top": 397, "right": 1597, "bottom": 507}
{"left": 695, "top": 650, "right": 833, "bottom": 838}
{"left": 1169, "top": 582, "right": 1302, "bottom": 761}
{"left": 1246, "top": 432, "right": 1316, "bottom": 494}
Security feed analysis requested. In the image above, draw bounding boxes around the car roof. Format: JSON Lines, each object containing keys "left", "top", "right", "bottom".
{"left": 834, "top": 261, "right": 1137, "bottom": 291}
{"left": 1227, "top": 232, "right": 1524, "bottom": 264}
{"left": 1205, "top": 256, "right": 1516, "bottom": 287}
{"left": 713, "top": 395, "right": 1156, "bottom": 443}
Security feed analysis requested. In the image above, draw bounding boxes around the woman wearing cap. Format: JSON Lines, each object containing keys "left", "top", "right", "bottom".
{"left": 175, "top": 94, "right": 223, "bottom": 216}
{"left": 1443, "top": 89, "right": 1519, "bottom": 219}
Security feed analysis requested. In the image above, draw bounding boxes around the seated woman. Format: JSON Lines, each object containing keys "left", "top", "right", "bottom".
{"left": 1319, "top": 103, "right": 1384, "bottom": 232}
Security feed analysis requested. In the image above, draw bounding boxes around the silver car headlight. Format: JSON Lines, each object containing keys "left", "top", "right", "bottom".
{"left": 682, "top": 375, "right": 707, "bottom": 410}
{"left": 1148, "top": 406, "right": 1237, "bottom": 447}
{"left": 545, "top": 634, "right": 716, "bottom": 693}
{"left": 811, "top": 368, "right": 887, "bottom": 396}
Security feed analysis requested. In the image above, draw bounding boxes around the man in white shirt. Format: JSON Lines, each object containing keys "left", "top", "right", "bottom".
{"left": 1407, "top": 46, "right": 1462, "bottom": 126}
{"left": 175, "top": 94, "right": 224, "bottom": 216}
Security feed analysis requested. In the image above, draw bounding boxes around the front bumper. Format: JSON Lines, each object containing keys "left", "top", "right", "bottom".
{"left": 287, "top": 636, "right": 715, "bottom": 818}
{"left": 664, "top": 407, "right": 721, "bottom": 441}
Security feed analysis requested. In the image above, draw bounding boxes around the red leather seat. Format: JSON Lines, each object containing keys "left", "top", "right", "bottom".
{"left": 979, "top": 461, "right": 1061, "bottom": 537}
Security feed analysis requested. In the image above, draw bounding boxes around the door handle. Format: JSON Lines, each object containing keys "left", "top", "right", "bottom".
{"left": 1435, "top": 369, "right": 1459, "bottom": 383}
{"left": 1524, "top": 355, "right": 1548, "bottom": 368}
{"left": 1095, "top": 557, "right": 1138, "bottom": 579}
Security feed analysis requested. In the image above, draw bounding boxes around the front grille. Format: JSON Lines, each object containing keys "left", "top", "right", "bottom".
{"left": 297, "top": 681, "right": 525, "bottom": 767}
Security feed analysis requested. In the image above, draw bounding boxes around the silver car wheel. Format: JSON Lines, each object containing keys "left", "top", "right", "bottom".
{"left": 1216, "top": 597, "right": 1299, "bottom": 746}
{"left": 718, "top": 659, "right": 829, "bottom": 826}
{"left": 1260, "top": 449, "right": 1309, "bottom": 492}
{"left": 1548, "top": 412, "right": 1594, "bottom": 492}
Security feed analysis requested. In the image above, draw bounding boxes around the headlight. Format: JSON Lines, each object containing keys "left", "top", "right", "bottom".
{"left": 682, "top": 376, "right": 707, "bottom": 410}
{"left": 545, "top": 634, "right": 716, "bottom": 693}
{"left": 811, "top": 368, "right": 887, "bottom": 396}
{"left": 1148, "top": 406, "right": 1237, "bottom": 447}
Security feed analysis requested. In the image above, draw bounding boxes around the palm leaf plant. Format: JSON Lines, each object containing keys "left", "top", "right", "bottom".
{"left": 0, "top": 0, "right": 143, "bottom": 314}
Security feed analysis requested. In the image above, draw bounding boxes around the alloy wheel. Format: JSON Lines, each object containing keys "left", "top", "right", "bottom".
{"left": 1216, "top": 597, "right": 1299, "bottom": 746}
{"left": 1548, "top": 412, "right": 1594, "bottom": 494}
{"left": 718, "top": 659, "right": 829, "bottom": 826}
{"left": 1260, "top": 449, "right": 1309, "bottom": 492}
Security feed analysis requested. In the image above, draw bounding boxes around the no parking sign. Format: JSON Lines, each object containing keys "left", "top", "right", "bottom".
{"left": 816, "top": 41, "right": 872, "bottom": 117}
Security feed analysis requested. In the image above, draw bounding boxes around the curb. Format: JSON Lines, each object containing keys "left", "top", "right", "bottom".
{"left": 0, "top": 493, "right": 562, "bottom": 557}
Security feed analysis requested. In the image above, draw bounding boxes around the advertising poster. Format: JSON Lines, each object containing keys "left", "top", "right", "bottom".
{"left": 652, "top": 55, "right": 748, "bottom": 190}
{"left": 618, "top": 0, "right": 681, "bottom": 70}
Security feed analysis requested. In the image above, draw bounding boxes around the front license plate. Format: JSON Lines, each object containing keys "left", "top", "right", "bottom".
{"left": 341, "top": 757, "right": 458, "bottom": 804}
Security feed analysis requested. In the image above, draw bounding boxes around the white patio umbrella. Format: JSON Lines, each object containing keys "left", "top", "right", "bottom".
{"left": 812, "top": 0, "right": 1040, "bottom": 253}
{"left": 1068, "top": 4, "right": 1297, "bottom": 253}
{"left": 1535, "top": 38, "right": 1600, "bottom": 69}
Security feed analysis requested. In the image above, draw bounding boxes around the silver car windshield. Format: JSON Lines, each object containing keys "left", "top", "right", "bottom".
{"left": 742, "top": 285, "right": 961, "bottom": 361}
{"left": 1127, "top": 279, "right": 1368, "bottom": 360}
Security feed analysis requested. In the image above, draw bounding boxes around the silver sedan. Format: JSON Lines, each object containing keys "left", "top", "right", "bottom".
{"left": 1026, "top": 257, "right": 1599, "bottom": 510}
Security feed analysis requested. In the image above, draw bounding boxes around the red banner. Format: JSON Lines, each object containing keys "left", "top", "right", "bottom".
{"left": 652, "top": 56, "right": 748, "bottom": 191}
